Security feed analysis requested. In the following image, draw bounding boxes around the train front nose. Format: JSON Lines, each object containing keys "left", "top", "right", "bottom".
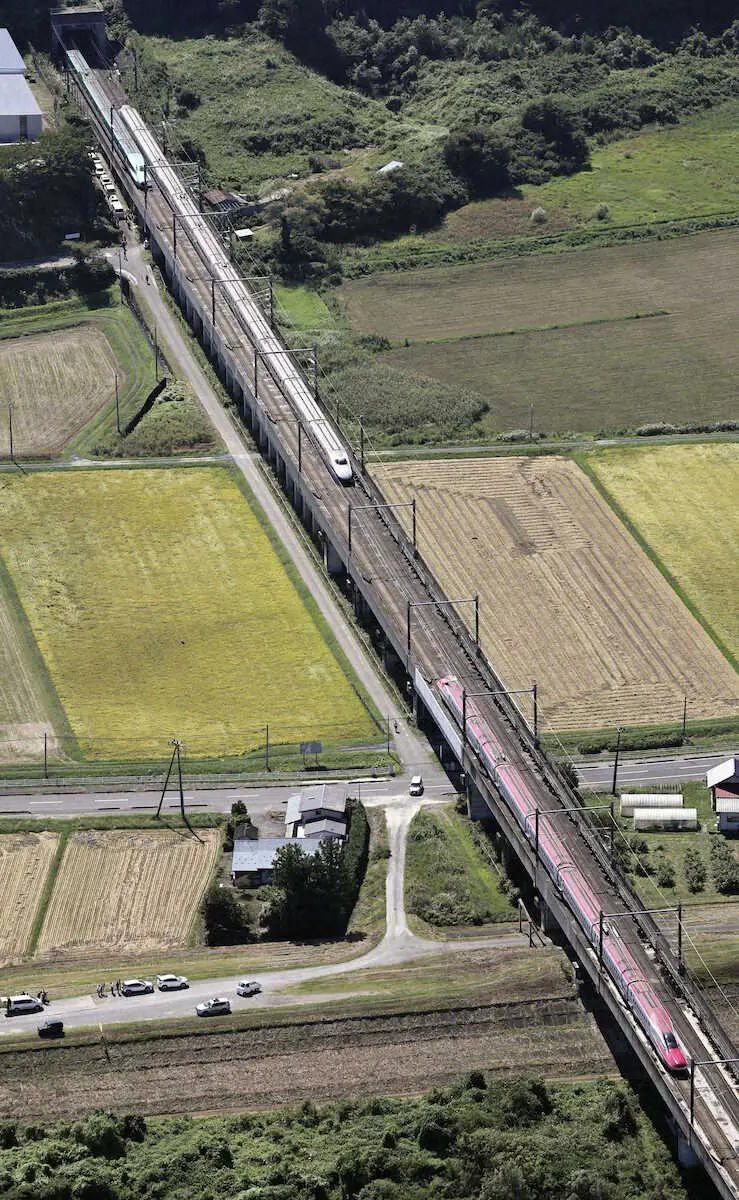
{"left": 666, "top": 1047, "right": 688, "bottom": 1072}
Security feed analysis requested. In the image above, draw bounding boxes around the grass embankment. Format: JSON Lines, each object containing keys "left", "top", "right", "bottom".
{"left": 586, "top": 782, "right": 739, "bottom": 986}
{"left": 405, "top": 805, "right": 516, "bottom": 935}
{"left": 584, "top": 442, "right": 739, "bottom": 668}
{"left": 347, "top": 806, "right": 388, "bottom": 943}
{"left": 0, "top": 464, "right": 380, "bottom": 764}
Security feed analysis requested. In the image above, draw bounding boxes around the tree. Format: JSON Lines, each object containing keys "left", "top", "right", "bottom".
{"left": 683, "top": 846, "right": 707, "bottom": 893}
{"left": 443, "top": 125, "right": 510, "bottom": 197}
{"left": 201, "top": 883, "right": 251, "bottom": 944}
{"left": 263, "top": 839, "right": 352, "bottom": 939}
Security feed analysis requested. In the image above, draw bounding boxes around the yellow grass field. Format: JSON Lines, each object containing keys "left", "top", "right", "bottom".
{"left": 0, "top": 832, "right": 58, "bottom": 963}
{"left": 0, "top": 466, "right": 375, "bottom": 759}
{"left": 373, "top": 457, "right": 739, "bottom": 731}
{"left": 0, "top": 325, "right": 117, "bottom": 456}
{"left": 587, "top": 444, "right": 739, "bottom": 664}
{"left": 36, "top": 828, "right": 219, "bottom": 955}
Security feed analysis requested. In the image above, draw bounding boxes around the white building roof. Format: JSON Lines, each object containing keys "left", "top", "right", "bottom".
{"left": 716, "top": 795, "right": 739, "bottom": 814}
{"left": 232, "top": 836, "right": 326, "bottom": 872}
{"left": 0, "top": 73, "right": 41, "bottom": 117}
{"left": 706, "top": 757, "right": 739, "bottom": 789}
{"left": 620, "top": 793, "right": 682, "bottom": 815}
{"left": 377, "top": 159, "right": 404, "bottom": 174}
{"left": 633, "top": 808, "right": 698, "bottom": 827}
{"left": 0, "top": 30, "right": 26, "bottom": 74}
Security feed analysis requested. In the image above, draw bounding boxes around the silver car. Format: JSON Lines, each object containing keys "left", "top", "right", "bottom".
{"left": 196, "top": 997, "right": 231, "bottom": 1017}
{"left": 156, "top": 974, "right": 189, "bottom": 991}
{"left": 236, "top": 980, "right": 261, "bottom": 997}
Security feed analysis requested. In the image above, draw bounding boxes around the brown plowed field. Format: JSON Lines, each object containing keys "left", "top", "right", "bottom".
{"left": 36, "top": 829, "right": 219, "bottom": 956}
{"left": 0, "top": 832, "right": 58, "bottom": 964}
{"left": 0, "top": 325, "right": 117, "bottom": 456}
{"left": 0, "top": 996, "right": 615, "bottom": 1120}
{"left": 373, "top": 456, "right": 739, "bottom": 731}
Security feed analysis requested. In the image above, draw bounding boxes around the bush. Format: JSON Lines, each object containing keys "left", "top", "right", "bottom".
{"left": 709, "top": 836, "right": 739, "bottom": 893}
{"left": 683, "top": 846, "right": 707, "bottom": 893}
{"left": 654, "top": 858, "right": 676, "bottom": 888}
{"left": 201, "top": 883, "right": 252, "bottom": 945}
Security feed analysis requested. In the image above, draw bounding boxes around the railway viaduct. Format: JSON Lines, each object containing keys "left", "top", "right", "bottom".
{"left": 58, "top": 29, "right": 739, "bottom": 1196}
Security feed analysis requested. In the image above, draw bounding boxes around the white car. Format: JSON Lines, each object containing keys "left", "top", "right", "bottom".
{"left": 156, "top": 974, "right": 189, "bottom": 991}
{"left": 6, "top": 994, "right": 44, "bottom": 1016}
{"left": 409, "top": 775, "right": 424, "bottom": 796}
{"left": 196, "top": 997, "right": 231, "bottom": 1017}
{"left": 121, "top": 979, "right": 154, "bottom": 996}
{"left": 236, "top": 980, "right": 261, "bottom": 997}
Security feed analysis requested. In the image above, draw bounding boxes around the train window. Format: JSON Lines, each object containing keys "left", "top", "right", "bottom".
{"left": 336, "top": 456, "right": 348, "bottom": 465}
{"left": 664, "top": 1032, "right": 678, "bottom": 1049}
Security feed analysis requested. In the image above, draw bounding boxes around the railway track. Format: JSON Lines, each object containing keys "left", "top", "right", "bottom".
{"left": 67, "top": 59, "right": 739, "bottom": 1193}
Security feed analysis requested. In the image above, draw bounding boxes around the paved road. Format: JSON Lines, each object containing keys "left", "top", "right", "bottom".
{"left": 575, "top": 752, "right": 729, "bottom": 791}
{"left": 0, "top": 795, "right": 519, "bottom": 1038}
{"left": 0, "top": 775, "right": 456, "bottom": 819}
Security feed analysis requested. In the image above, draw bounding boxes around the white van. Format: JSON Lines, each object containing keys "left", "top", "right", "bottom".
{"left": 6, "top": 994, "right": 44, "bottom": 1015}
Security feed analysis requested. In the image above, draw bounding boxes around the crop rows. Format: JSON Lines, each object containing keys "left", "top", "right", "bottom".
{"left": 374, "top": 456, "right": 738, "bottom": 731}
{"left": 36, "top": 829, "right": 219, "bottom": 955}
{"left": 0, "top": 326, "right": 117, "bottom": 456}
{"left": 0, "top": 832, "right": 58, "bottom": 963}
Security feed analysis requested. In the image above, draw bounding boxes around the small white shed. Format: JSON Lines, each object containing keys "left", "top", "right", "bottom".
{"left": 634, "top": 808, "right": 698, "bottom": 832}
{"left": 620, "top": 793, "right": 683, "bottom": 817}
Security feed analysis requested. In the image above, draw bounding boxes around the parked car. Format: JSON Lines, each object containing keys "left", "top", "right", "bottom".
{"left": 196, "top": 997, "right": 231, "bottom": 1017}
{"left": 236, "top": 980, "right": 261, "bottom": 997}
{"left": 156, "top": 974, "right": 189, "bottom": 991}
{"left": 409, "top": 775, "right": 424, "bottom": 796}
{"left": 120, "top": 979, "right": 154, "bottom": 996}
{"left": 5, "top": 994, "right": 44, "bottom": 1016}
{"left": 38, "top": 1019, "right": 64, "bottom": 1038}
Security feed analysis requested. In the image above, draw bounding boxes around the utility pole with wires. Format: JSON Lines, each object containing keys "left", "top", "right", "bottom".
{"left": 156, "top": 739, "right": 202, "bottom": 841}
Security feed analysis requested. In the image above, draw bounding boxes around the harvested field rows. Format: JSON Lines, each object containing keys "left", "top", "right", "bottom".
{"left": 0, "top": 832, "right": 58, "bottom": 963}
{"left": 341, "top": 230, "right": 739, "bottom": 434}
{"left": 37, "top": 829, "right": 219, "bottom": 955}
{"left": 0, "top": 325, "right": 117, "bottom": 456}
{"left": 588, "top": 443, "right": 739, "bottom": 663}
{"left": 373, "top": 457, "right": 739, "bottom": 730}
{"left": 0, "top": 1000, "right": 615, "bottom": 1120}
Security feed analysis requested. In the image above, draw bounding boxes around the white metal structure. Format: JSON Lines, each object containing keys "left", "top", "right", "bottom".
{"left": 620, "top": 793, "right": 683, "bottom": 817}
{"left": 634, "top": 808, "right": 698, "bottom": 831}
{"left": 117, "top": 102, "right": 354, "bottom": 485}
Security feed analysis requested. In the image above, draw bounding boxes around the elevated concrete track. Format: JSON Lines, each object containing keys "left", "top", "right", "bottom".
{"left": 63, "top": 49, "right": 739, "bottom": 1195}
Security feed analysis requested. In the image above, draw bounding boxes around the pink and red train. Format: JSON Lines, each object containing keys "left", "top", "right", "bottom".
{"left": 437, "top": 675, "right": 688, "bottom": 1074}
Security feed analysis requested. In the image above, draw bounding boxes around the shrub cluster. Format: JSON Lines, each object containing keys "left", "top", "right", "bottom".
{"left": 683, "top": 845, "right": 707, "bottom": 893}
{"left": 709, "top": 835, "right": 739, "bottom": 893}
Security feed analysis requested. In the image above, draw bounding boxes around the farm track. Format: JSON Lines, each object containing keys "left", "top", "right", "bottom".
{"left": 75, "top": 68, "right": 739, "bottom": 1191}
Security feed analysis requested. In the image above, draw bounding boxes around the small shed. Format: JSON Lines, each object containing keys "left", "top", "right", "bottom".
{"left": 707, "top": 757, "right": 739, "bottom": 833}
{"left": 634, "top": 808, "right": 698, "bottom": 832}
{"left": 620, "top": 793, "right": 683, "bottom": 817}
{"left": 232, "top": 836, "right": 326, "bottom": 887}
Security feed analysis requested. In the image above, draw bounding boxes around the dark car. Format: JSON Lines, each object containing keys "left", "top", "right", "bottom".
{"left": 38, "top": 1019, "right": 64, "bottom": 1038}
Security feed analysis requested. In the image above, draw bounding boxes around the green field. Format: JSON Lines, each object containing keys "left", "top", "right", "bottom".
{"left": 340, "top": 229, "right": 739, "bottom": 437}
{"left": 586, "top": 443, "right": 739, "bottom": 664}
{"left": 0, "top": 466, "right": 377, "bottom": 761}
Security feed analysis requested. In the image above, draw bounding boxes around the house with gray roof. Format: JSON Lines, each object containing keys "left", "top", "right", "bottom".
{"left": 232, "top": 836, "right": 328, "bottom": 887}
